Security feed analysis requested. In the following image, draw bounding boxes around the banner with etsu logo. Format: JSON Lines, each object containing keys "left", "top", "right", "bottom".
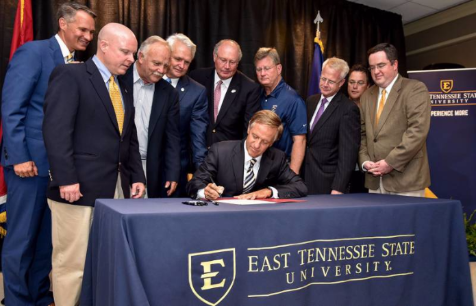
{"left": 408, "top": 68, "right": 476, "bottom": 214}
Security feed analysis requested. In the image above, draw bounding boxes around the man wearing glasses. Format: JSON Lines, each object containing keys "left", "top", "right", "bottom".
{"left": 304, "top": 57, "right": 360, "bottom": 194}
{"left": 254, "top": 47, "right": 307, "bottom": 175}
{"left": 347, "top": 64, "right": 371, "bottom": 107}
{"left": 190, "top": 39, "right": 261, "bottom": 146}
{"left": 359, "top": 43, "right": 431, "bottom": 197}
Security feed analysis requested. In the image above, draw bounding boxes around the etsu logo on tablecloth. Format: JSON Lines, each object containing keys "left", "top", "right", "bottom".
{"left": 440, "top": 80, "right": 453, "bottom": 93}
{"left": 188, "top": 248, "right": 236, "bottom": 306}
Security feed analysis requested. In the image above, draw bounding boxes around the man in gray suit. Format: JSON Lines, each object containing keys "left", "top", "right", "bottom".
{"left": 359, "top": 43, "right": 431, "bottom": 196}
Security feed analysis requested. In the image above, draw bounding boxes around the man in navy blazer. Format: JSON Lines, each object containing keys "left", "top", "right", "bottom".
{"left": 189, "top": 39, "right": 261, "bottom": 146}
{"left": 304, "top": 57, "right": 360, "bottom": 195}
{"left": 1, "top": 3, "right": 95, "bottom": 305}
{"left": 43, "top": 23, "right": 145, "bottom": 305}
{"left": 120, "top": 35, "right": 181, "bottom": 198}
{"left": 165, "top": 33, "right": 208, "bottom": 196}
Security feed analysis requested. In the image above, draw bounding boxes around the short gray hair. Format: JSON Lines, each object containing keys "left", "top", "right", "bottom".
{"left": 322, "top": 57, "right": 350, "bottom": 80}
{"left": 57, "top": 2, "right": 96, "bottom": 23}
{"left": 139, "top": 36, "right": 170, "bottom": 57}
{"left": 166, "top": 33, "right": 197, "bottom": 59}
{"left": 213, "top": 39, "right": 242, "bottom": 62}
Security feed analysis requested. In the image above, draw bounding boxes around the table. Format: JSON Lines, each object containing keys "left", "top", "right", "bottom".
{"left": 80, "top": 194, "right": 473, "bottom": 306}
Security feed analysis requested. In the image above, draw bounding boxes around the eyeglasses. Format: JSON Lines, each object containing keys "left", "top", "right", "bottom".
{"left": 217, "top": 57, "right": 238, "bottom": 67}
{"left": 348, "top": 80, "right": 367, "bottom": 86}
{"left": 369, "top": 62, "right": 392, "bottom": 71}
{"left": 320, "top": 76, "right": 341, "bottom": 86}
{"left": 255, "top": 66, "right": 276, "bottom": 73}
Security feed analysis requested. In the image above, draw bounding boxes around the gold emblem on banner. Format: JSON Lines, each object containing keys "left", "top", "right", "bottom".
{"left": 189, "top": 248, "right": 236, "bottom": 305}
{"left": 440, "top": 80, "right": 453, "bottom": 93}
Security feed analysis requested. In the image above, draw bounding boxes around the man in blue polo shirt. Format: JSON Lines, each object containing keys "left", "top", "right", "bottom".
{"left": 254, "top": 47, "right": 307, "bottom": 174}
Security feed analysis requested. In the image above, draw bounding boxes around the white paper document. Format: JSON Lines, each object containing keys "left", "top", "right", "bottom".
{"left": 215, "top": 199, "right": 275, "bottom": 205}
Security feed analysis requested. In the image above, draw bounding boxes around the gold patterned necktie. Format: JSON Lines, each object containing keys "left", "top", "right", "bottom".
{"left": 375, "top": 89, "right": 386, "bottom": 126}
{"left": 66, "top": 53, "right": 74, "bottom": 63}
{"left": 109, "top": 76, "right": 124, "bottom": 134}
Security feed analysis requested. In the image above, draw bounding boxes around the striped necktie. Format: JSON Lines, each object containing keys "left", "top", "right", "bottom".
{"left": 66, "top": 53, "right": 74, "bottom": 63}
{"left": 243, "top": 158, "right": 257, "bottom": 194}
{"left": 109, "top": 76, "right": 124, "bottom": 134}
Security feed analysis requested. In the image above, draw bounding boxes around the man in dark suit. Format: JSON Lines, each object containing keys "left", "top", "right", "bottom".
{"left": 43, "top": 23, "right": 145, "bottom": 305}
{"left": 189, "top": 39, "right": 261, "bottom": 146}
{"left": 164, "top": 34, "right": 208, "bottom": 196}
{"left": 304, "top": 57, "right": 360, "bottom": 195}
{"left": 347, "top": 64, "right": 370, "bottom": 194}
{"left": 121, "top": 35, "right": 181, "bottom": 198}
{"left": 1, "top": 3, "right": 96, "bottom": 305}
{"left": 187, "top": 110, "right": 307, "bottom": 200}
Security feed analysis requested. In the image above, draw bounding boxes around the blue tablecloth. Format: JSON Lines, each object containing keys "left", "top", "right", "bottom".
{"left": 80, "top": 194, "right": 473, "bottom": 306}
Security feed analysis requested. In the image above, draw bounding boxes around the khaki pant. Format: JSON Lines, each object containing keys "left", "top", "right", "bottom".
{"left": 369, "top": 177, "right": 425, "bottom": 197}
{"left": 49, "top": 176, "right": 124, "bottom": 306}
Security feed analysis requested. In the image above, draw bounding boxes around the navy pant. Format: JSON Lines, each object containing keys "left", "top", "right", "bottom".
{"left": 2, "top": 167, "right": 53, "bottom": 306}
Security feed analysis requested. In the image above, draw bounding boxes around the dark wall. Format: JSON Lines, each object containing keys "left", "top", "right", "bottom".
{"left": 1, "top": 0, "right": 406, "bottom": 99}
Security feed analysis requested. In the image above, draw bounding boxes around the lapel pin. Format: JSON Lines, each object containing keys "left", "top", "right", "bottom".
{"left": 181, "top": 88, "right": 185, "bottom": 92}
{"left": 231, "top": 89, "right": 236, "bottom": 93}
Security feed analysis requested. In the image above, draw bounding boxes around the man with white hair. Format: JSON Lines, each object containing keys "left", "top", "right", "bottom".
{"left": 121, "top": 35, "right": 181, "bottom": 197}
{"left": 164, "top": 33, "right": 208, "bottom": 196}
{"left": 304, "top": 57, "right": 360, "bottom": 194}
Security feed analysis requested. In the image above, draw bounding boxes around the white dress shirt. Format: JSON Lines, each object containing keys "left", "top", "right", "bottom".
{"left": 132, "top": 63, "right": 155, "bottom": 160}
{"left": 55, "top": 34, "right": 74, "bottom": 63}
{"left": 163, "top": 75, "right": 179, "bottom": 88}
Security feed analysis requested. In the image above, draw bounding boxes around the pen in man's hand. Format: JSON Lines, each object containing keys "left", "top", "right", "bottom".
{"left": 209, "top": 176, "right": 223, "bottom": 197}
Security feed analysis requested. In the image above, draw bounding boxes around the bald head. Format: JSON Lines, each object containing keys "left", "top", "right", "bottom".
{"left": 213, "top": 39, "right": 242, "bottom": 80}
{"left": 96, "top": 23, "right": 137, "bottom": 75}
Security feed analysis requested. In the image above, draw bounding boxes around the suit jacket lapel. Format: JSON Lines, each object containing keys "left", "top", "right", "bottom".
{"left": 215, "top": 74, "right": 240, "bottom": 126}
{"left": 256, "top": 151, "right": 272, "bottom": 187}
{"left": 177, "top": 75, "right": 190, "bottom": 102}
{"left": 368, "top": 86, "right": 379, "bottom": 131}
{"left": 232, "top": 142, "right": 245, "bottom": 194}
{"left": 118, "top": 77, "right": 132, "bottom": 136}
{"left": 375, "top": 76, "right": 402, "bottom": 135}
{"left": 205, "top": 69, "right": 215, "bottom": 125}
{"left": 49, "top": 37, "right": 65, "bottom": 67}
{"left": 310, "top": 93, "right": 340, "bottom": 142}
{"left": 307, "top": 95, "right": 320, "bottom": 142}
{"left": 86, "top": 59, "right": 120, "bottom": 134}
{"left": 149, "top": 79, "right": 168, "bottom": 139}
